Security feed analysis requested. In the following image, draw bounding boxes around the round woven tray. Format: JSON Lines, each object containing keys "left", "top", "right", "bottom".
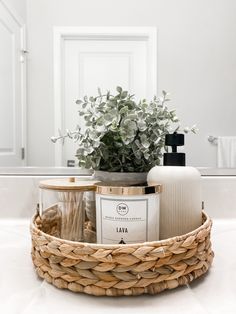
{"left": 30, "top": 210, "right": 214, "bottom": 296}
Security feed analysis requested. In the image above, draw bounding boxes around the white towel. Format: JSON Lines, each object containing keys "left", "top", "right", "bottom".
{"left": 217, "top": 136, "right": 236, "bottom": 168}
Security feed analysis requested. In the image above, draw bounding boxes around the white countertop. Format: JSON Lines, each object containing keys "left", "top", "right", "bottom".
{"left": 1, "top": 167, "right": 236, "bottom": 177}
{"left": 0, "top": 167, "right": 93, "bottom": 176}
{"left": 0, "top": 218, "right": 235, "bottom": 314}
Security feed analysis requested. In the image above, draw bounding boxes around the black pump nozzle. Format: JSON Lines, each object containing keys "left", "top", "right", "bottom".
{"left": 163, "top": 132, "right": 186, "bottom": 166}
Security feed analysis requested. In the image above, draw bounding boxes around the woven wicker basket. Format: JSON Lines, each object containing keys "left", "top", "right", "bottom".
{"left": 30, "top": 208, "right": 214, "bottom": 296}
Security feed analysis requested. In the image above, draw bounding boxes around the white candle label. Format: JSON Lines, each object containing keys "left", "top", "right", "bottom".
{"left": 98, "top": 197, "right": 148, "bottom": 244}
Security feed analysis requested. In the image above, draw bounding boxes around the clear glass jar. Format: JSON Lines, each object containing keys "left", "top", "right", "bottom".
{"left": 39, "top": 178, "right": 97, "bottom": 242}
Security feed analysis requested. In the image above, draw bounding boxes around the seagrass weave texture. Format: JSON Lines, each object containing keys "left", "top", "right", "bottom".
{"left": 31, "top": 209, "right": 214, "bottom": 296}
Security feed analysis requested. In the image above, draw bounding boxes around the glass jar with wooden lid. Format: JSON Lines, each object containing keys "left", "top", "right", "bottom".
{"left": 39, "top": 177, "right": 98, "bottom": 242}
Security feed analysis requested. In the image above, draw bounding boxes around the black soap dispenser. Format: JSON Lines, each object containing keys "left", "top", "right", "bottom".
{"left": 164, "top": 132, "right": 186, "bottom": 166}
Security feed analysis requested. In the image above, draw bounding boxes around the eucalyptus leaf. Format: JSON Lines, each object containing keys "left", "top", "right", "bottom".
{"left": 121, "top": 91, "right": 128, "bottom": 99}
{"left": 98, "top": 87, "right": 102, "bottom": 96}
{"left": 97, "top": 117, "right": 105, "bottom": 126}
{"left": 51, "top": 86, "right": 197, "bottom": 172}
{"left": 76, "top": 99, "right": 83, "bottom": 105}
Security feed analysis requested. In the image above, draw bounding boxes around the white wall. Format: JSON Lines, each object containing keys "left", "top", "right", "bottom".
{"left": 3, "top": 0, "right": 27, "bottom": 21}
{"left": 26, "top": 0, "right": 236, "bottom": 167}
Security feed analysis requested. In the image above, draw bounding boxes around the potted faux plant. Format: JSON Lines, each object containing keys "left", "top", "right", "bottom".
{"left": 51, "top": 87, "right": 197, "bottom": 183}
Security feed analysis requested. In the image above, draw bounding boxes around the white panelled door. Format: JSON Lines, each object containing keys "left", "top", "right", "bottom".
{"left": 54, "top": 28, "right": 157, "bottom": 166}
{"left": 0, "top": 2, "right": 25, "bottom": 166}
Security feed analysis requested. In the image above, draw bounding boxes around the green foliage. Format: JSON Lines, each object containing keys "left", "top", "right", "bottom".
{"left": 70, "top": 87, "right": 195, "bottom": 172}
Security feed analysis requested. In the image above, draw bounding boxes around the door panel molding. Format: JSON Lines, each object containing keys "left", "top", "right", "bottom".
{"left": 0, "top": 0, "right": 24, "bottom": 26}
{"left": 0, "top": 0, "right": 26, "bottom": 165}
{"left": 77, "top": 51, "right": 133, "bottom": 97}
{"left": 54, "top": 27, "right": 157, "bottom": 166}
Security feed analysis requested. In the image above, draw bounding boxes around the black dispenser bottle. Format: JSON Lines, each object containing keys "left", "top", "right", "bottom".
{"left": 163, "top": 132, "right": 186, "bottom": 166}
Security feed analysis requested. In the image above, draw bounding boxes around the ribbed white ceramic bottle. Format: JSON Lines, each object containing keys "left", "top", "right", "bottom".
{"left": 147, "top": 166, "right": 202, "bottom": 240}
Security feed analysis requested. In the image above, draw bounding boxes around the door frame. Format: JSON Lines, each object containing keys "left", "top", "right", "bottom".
{"left": 0, "top": 0, "right": 27, "bottom": 165}
{"left": 53, "top": 26, "right": 157, "bottom": 166}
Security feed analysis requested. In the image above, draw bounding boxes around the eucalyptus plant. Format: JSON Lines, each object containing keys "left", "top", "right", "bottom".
{"left": 52, "top": 87, "right": 197, "bottom": 172}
